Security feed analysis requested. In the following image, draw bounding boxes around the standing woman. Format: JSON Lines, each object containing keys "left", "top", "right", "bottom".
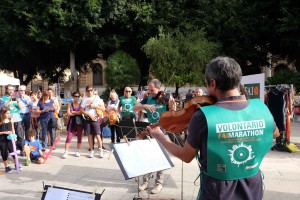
{"left": 62, "top": 91, "right": 83, "bottom": 158}
{"left": 30, "top": 92, "right": 40, "bottom": 138}
{"left": 107, "top": 91, "right": 120, "bottom": 143}
{"left": 36, "top": 91, "right": 57, "bottom": 151}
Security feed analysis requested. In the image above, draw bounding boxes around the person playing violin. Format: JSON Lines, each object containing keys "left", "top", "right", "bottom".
{"left": 133, "top": 78, "right": 175, "bottom": 194}
{"left": 147, "top": 57, "right": 280, "bottom": 200}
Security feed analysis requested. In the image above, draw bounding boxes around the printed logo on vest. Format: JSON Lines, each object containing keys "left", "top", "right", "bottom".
{"left": 152, "top": 111, "right": 160, "bottom": 120}
{"left": 125, "top": 104, "right": 132, "bottom": 110}
{"left": 228, "top": 142, "right": 254, "bottom": 167}
{"left": 217, "top": 164, "right": 226, "bottom": 172}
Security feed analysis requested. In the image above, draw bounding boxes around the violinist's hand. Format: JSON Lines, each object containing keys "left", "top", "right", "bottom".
{"left": 146, "top": 126, "right": 165, "bottom": 141}
{"left": 144, "top": 104, "right": 156, "bottom": 112}
{"left": 168, "top": 97, "right": 176, "bottom": 111}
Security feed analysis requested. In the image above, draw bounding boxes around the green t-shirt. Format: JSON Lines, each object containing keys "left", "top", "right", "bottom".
{"left": 146, "top": 96, "right": 167, "bottom": 124}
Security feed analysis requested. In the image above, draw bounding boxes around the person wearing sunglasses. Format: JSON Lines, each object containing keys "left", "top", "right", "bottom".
{"left": 62, "top": 91, "right": 84, "bottom": 158}
{"left": 118, "top": 87, "right": 137, "bottom": 121}
{"left": 80, "top": 85, "right": 105, "bottom": 158}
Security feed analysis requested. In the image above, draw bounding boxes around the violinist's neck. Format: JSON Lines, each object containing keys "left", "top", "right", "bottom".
{"left": 216, "top": 88, "right": 240, "bottom": 99}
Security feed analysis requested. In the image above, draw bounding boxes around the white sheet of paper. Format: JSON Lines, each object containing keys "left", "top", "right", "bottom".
{"left": 44, "top": 187, "right": 94, "bottom": 200}
{"left": 43, "top": 105, "right": 54, "bottom": 111}
{"left": 113, "top": 139, "right": 172, "bottom": 178}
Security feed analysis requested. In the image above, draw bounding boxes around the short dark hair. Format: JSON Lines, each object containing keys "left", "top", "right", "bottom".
{"left": 5, "top": 84, "right": 14, "bottom": 90}
{"left": 85, "top": 85, "right": 93, "bottom": 91}
{"left": 30, "top": 91, "right": 37, "bottom": 96}
{"left": 27, "top": 129, "right": 37, "bottom": 138}
{"left": 72, "top": 91, "right": 80, "bottom": 96}
{"left": 205, "top": 57, "right": 242, "bottom": 92}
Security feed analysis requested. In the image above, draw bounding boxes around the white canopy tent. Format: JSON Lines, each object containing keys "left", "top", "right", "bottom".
{"left": 0, "top": 73, "right": 20, "bottom": 86}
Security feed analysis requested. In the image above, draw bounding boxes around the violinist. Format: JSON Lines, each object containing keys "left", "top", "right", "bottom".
{"left": 147, "top": 57, "right": 280, "bottom": 200}
{"left": 133, "top": 79, "right": 175, "bottom": 194}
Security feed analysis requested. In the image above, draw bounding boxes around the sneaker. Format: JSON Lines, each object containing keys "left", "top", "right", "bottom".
{"left": 139, "top": 182, "right": 148, "bottom": 191}
{"left": 89, "top": 151, "right": 94, "bottom": 158}
{"left": 62, "top": 151, "right": 68, "bottom": 159}
{"left": 99, "top": 149, "right": 104, "bottom": 158}
{"left": 25, "top": 159, "right": 31, "bottom": 166}
{"left": 5, "top": 166, "right": 12, "bottom": 174}
{"left": 75, "top": 151, "right": 80, "bottom": 157}
{"left": 151, "top": 183, "right": 163, "bottom": 194}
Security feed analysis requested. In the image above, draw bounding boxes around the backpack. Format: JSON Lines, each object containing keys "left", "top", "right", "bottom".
{"left": 102, "top": 127, "right": 111, "bottom": 138}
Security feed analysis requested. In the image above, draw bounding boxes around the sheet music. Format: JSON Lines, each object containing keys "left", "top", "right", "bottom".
{"left": 44, "top": 187, "right": 94, "bottom": 200}
{"left": 43, "top": 105, "right": 54, "bottom": 111}
{"left": 113, "top": 139, "right": 173, "bottom": 179}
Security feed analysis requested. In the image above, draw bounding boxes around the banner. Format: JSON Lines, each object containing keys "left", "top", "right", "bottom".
{"left": 241, "top": 73, "right": 265, "bottom": 101}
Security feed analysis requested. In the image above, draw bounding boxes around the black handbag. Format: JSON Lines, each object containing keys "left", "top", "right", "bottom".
{"left": 51, "top": 118, "right": 58, "bottom": 128}
{"left": 58, "top": 110, "right": 63, "bottom": 118}
{"left": 75, "top": 115, "right": 84, "bottom": 125}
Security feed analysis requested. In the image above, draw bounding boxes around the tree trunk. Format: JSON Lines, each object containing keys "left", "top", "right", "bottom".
{"left": 175, "top": 83, "right": 179, "bottom": 98}
{"left": 70, "top": 43, "right": 77, "bottom": 92}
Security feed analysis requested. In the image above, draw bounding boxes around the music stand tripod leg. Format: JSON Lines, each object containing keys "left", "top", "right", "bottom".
{"left": 133, "top": 176, "right": 143, "bottom": 200}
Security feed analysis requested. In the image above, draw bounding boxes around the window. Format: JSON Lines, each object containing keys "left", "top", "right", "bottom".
{"left": 92, "top": 63, "right": 103, "bottom": 85}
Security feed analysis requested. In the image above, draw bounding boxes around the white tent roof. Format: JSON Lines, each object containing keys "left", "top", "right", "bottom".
{"left": 0, "top": 74, "right": 20, "bottom": 86}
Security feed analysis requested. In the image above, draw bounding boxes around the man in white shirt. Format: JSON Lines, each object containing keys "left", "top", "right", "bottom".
{"left": 80, "top": 85, "right": 106, "bottom": 158}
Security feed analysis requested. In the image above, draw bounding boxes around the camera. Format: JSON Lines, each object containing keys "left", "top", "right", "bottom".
{"left": 11, "top": 97, "right": 17, "bottom": 101}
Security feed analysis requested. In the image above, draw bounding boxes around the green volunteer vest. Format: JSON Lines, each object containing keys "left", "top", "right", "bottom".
{"left": 120, "top": 96, "right": 135, "bottom": 116}
{"left": 2, "top": 95, "right": 20, "bottom": 114}
{"left": 146, "top": 96, "right": 167, "bottom": 124}
{"left": 201, "top": 99, "right": 274, "bottom": 180}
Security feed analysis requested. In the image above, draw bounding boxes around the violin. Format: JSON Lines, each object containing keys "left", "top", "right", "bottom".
{"left": 136, "top": 96, "right": 216, "bottom": 139}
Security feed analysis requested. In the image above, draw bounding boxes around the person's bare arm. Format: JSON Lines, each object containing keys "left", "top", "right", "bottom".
{"left": 67, "top": 103, "right": 75, "bottom": 116}
{"left": 133, "top": 102, "right": 156, "bottom": 112}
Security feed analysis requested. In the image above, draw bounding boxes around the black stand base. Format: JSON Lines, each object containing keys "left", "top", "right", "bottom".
{"left": 271, "top": 144, "right": 292, "bottom": 153}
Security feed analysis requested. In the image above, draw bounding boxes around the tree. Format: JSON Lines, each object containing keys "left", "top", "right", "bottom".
{"left": 0, "top": 0, "right": 128, "bottom": 84}
{"left": 143, "top": 28, "right": 220, "bottom": 96}
{"left": 105, "top": 50, "right": 140, "bottom": 89}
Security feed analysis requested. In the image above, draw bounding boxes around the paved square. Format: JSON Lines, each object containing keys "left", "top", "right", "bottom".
{"left": 0, "top": 122, "right": 299, "bottom": 200}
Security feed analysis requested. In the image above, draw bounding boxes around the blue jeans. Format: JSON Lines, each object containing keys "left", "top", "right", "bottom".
{"left": 40, "top": 118, "right": 56, "bottom": 148}
{"left": 13, "top": 121, "right": 24, "bottom": 151}
{"left": 20, "top": 113, "right": 31, "bottom": 133}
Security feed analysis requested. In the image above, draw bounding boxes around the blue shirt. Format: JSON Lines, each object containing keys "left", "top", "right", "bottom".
{"left": 19, "top": 95, "right": 31, "bottom": 114}
{"left": 25, "top": 139, "right": 42, "bottom": 156}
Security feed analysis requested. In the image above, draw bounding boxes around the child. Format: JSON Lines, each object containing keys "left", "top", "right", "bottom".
{"left": 24, "top": 129, "right": 45, "bottom": 165}
{"left": 0, "top": 107, "right": 21, "bottom": 174}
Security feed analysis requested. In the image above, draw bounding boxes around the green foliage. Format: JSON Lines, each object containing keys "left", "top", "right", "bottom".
{"left": 266, "top": 69, "right": 300, "bottom": 92}
{"left": 105, "top": 50, "right": 141, "bottom": 89}
{"left": 143, "top": 28, "right": 220, "bottom": 94}
{"left": 0, "top": 0, "right": 128, "bottom": 84}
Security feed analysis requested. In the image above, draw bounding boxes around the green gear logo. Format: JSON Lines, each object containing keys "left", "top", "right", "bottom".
{"left": 152, "top": 111, "right": 160, "bottom": 120}
{"left": 228, "top": 143, "right": 254, "bottom": 167}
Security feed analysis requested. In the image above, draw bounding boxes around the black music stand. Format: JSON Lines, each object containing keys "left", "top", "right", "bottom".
{"left": 116, "top": 120, "right": 150, "bottom": 140}
{"left": 41, "top": 185, "right": 103, "bottom": 200}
